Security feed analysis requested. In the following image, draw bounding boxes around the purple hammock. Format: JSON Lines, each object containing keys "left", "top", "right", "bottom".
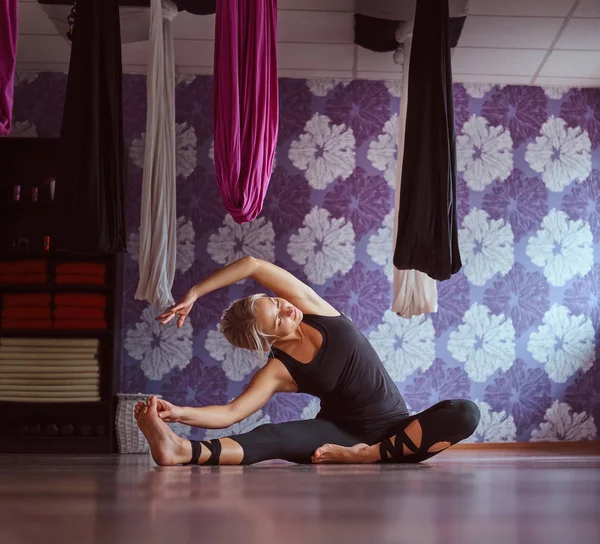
{"left": 213, "top": 0, "right": 278, "bottom": 224}
{"left": 0, "top": 0, "right": 17, "bottom": 136}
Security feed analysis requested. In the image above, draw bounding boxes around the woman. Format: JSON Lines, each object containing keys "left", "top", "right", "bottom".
{"left": 134, "top": 256, "right": 479, "bottom": 466}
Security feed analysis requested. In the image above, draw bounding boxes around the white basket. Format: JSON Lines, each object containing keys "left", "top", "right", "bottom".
{"left": 115, "top": 393, "right": 162, "bottom": 453}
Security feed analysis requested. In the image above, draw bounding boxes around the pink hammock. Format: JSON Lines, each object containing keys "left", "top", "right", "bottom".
{"left": 0, "top": 0, "right": 17, "bottom": 136}
{"left": 213, "top": 0, "right": 278, "bottom": 224}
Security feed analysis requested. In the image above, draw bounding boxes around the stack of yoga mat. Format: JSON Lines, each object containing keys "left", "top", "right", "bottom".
{"left": 0, "top": 338, "right": 101, "bottom": 402}
{"left": 55, "top": 262, "right": 107, "bottom": 285}
{"left": 1, "top": 293, "right": 53, "bottom": 330}
{"left": 0, "top": 260, "right": 48, "bottom": 285}
{"left": 53, "top": 293, "right": 107, "bottom": 330}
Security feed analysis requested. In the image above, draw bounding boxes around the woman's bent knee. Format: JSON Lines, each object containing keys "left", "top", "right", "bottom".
{"left": 453, "top": 399, "right": 480, "bottom": 438}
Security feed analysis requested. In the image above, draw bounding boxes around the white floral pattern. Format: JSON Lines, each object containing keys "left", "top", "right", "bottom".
{"left": 530, "top": 401, "right": 597, "bottom": 441}
{"left": 543, "top": 86, "right": 570, "bottom": 100}
{"left": 368, "top": 310, "right": 435, "bottom": 382}
{"left": 527, "top": 304, "right": 595, "bottom": 383}
{"left": 368, "top": 114, "right": 398, "bottom": 188}
{"left": 288, "top": 113, "right": 356, "bottom": 190}
{"left": 124, "top": 306, "right": 193, "bottom": 381}
{"left": 301, "top": 398, "right": 321, "bottom": 420}
{"left": 448, "top": 303, "right": 515, "bottom": 383}
{"left": 204, "top": 410, "right": 271, "bottom": 440}
{"left": 127, "top": 216, "right": 196, "bottom": 273}
{"left": 526, "top": 209, "right": 593, "bottom": 286}
{"left": 457, "top": 115, "right": 513, "bottom": 191}
{"left": 459, "top": 208, "right": 514, "bottom": 286}
{"left": 130, "top": 122, "right": 198, "bottom": 179}
{"left": 463, "top": 83, "right": 494, "bottom": 99}
{"left": 175, "top": 73, "right": 195, "bottom": 86}
{"left": 367, "top": 211, "right": 395, "bottom": 281}
{"left": 306, "top": 79, "right": 339, "bottom": 97}
{"left": 205, "top": 328, "right": 266, "bottom": 382}
{"left": 287, "top": 207, "right": 355, "bottom": 285}
{"left": 384, "top": 80, "right": 402, "bottom": 98}
{"left": 525, "top": 116, "right": 591, "bottom": 192}
{"left": 207, "top": 214, "right": 275, "bottom": 266}
{"left": 463, "top": 400, "right": 517, "bottom": 443}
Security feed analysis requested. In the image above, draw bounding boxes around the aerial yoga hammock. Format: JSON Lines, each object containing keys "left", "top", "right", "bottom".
{"left": 135, "top": 0, "right": 178, "bottom": 308}
{"left": 135, "top": 0, "right": 277, "bottom": 308}
{"left": 0, "top": 0, "right": 17, "bottom": 136}
{"left": 55, "top": 0, "right": 126, "bottom": 254}
{"left": 213, "top": 0, "right": 278, "bottom": 224}
{"left": 392, "top": 0, "right": 461, "bottom": 318}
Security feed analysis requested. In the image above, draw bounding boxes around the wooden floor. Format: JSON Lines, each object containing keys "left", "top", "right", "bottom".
{"left": 1, "top": 448, "right": 599, "bottom": 544}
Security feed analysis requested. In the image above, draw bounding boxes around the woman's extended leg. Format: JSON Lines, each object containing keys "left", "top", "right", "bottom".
{"left": 136, "top": 396, "right": 363, "bottom": 466}
{"left": 313, "top": 399, "right": 480, "bottom": 464}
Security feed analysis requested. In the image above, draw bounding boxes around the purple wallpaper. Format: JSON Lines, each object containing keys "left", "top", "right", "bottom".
{"left": 11, "top": 73, "right": 600, "bottom": 443}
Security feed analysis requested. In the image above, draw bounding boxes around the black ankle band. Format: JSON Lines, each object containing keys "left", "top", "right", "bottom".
{"left": 201, "top": 439, "right": 222, "bottom": 465}
{"left": 186, "top": 440, "right": 202, "bottom": 465}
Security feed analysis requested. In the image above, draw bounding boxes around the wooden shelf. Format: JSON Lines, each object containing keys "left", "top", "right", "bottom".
{"left": 0, "top": 138, "right": 123, "bottom": 454}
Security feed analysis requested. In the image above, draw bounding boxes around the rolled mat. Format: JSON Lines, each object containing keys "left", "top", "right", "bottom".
{"left": 0, "top": 394, "right": 101, "bottom": 401}
{"left": 0, "top": 274, "right": 47, "bottom": 284}
{"left": 0, "top": 260, "right": 46, "bottom": 274}
{"left": 52, "top": 307, "right": 105, "bottom": 320}
{"left": 0, "top": 365, "right": 99, "bottom": 374}
{"left": 53, "top": 320, "right": 107, "bottom": 330}
{"left": 56, "top": 262, "right": 107, "bottom": 276}
{"left": 0, "top": 358, "right": 98, "bottom": 366}
{"left": 55, "top": 274, "right": 106, "bottom": 285}
{"left": 0, "top": 378, "right": 99, "bottom": 386}
{"left": 53, "top": 294, "right": 107, "bottom": 308}
{"left": 0, "top": 352, "right": 97, "bottom": 360}
{"left": 0, "top": 346, "right": 98, "bottom": 355}
{"left": 2, "top": 308, "right": 52, "bottom": 320}
{"left": 1, "top": 319, "right": 53, "bottom": 330}
{"left": 0, "top": 337, "right": 100, "bottom": 348}
{"left": 2, "top": 293, "right": 52, "bottom": 307}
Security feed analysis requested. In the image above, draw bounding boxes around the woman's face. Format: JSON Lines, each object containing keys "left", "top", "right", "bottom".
{"left": 254, "top": 296, "right": 302, "bottom": 340}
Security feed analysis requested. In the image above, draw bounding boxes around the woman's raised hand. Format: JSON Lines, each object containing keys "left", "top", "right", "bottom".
{"left": 156, "top": 289, "right": 198, "bottom": 328}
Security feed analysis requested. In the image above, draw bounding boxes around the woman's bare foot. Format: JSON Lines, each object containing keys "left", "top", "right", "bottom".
{"left": 312, "top": 443, "right": 380, "bottom": 464}
{"left": 133, "top": 400, "right": 146, "bottom": 420}
{"left": 136, "top": 396, "right": 191, "bottom": 466}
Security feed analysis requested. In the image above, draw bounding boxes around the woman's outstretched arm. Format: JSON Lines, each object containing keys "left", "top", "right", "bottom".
{"left": 163, "top": 359, "right": 295, "bottom": 429}
{"left": 158, "top": 256, "right": 334, "bottom": 327}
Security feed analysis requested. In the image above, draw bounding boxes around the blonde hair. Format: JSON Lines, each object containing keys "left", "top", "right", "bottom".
{"left": 220, "top": 294, "right": 275, "bottom": 360}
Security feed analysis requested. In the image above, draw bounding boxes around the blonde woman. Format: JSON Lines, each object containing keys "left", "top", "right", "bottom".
{"left": 134, "top": 257, "right": 479, "bottom": 466}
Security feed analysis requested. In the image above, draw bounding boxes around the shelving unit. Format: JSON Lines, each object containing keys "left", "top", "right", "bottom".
{"left": 0, "top": 137, "right": 123, "bottom": 454}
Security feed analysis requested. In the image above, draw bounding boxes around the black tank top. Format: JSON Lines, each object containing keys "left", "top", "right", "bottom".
{"left": 269, "top": 313, "right": 409, "bottom": 438}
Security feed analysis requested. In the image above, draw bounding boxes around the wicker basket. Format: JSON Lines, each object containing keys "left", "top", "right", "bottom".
{"left": 115, "top": 393, "right": 162, "bottom": 453}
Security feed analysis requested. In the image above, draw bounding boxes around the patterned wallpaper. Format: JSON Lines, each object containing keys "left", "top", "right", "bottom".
{"left": 11, "top": 73, "right": 600, "bottom": 444}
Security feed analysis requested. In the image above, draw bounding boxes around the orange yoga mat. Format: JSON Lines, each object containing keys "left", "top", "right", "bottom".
{"left": 55, "top": 275, "right": 106, "bottom": 285}
{"left": 2, "top": 293, "right": 52, "bottom": 307}
{"left": 0, "top": 260, "right": 46, "bottom": 274}
{"left": 56, "top": 262, "right": 106, "bottom": 275}
{"left": 2, "top": 308, "right": 52, "bottom": 320}
{"left": 0, "top": 274, "right": 47, "bottom": 284}
{"left": 54, "top": 293, "right": 107, "bottom": 308}
{"left": 53, "top": 307, "right": 105, "bottom": 320}
{"left": 1, "top": 319, "right": 53, "bottom": 330}
{"left": 53, "top": 320, "right": 107, "bottom": 330}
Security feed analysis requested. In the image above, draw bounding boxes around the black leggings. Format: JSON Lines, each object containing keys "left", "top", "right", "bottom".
{"left": 219, "top": 399, "right": 480, "bottom": 465}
